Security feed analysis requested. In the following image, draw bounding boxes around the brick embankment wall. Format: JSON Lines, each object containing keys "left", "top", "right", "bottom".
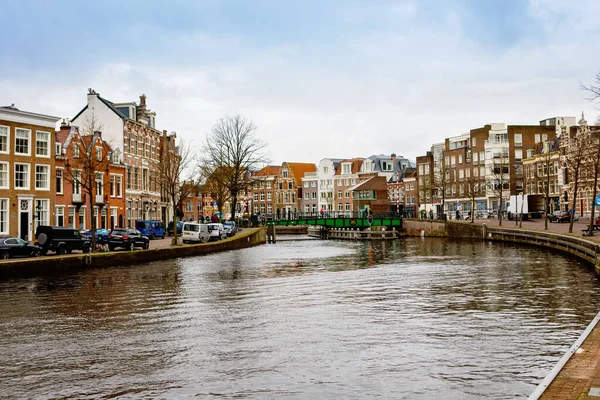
{"left": 401, "top": 219, "right": 484, "bottom": 238}
{"left": 0, "top": 228, "right": 266, "bottom": 279}
{"left": 273, "top": 226, "right": 308, "bottom": 234}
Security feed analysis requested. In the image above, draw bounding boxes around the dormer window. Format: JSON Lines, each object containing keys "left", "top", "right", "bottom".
{"left": 342, "top": 163, "right": 351, "bottom": 174}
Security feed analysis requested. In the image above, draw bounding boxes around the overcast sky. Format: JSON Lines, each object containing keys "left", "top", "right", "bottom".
{"left": 2, "top": 0, "right": 600, "bottom": 164}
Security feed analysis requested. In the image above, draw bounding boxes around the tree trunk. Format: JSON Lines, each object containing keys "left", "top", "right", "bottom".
{"left": 569, "top": 179, "right": 578, "bottom": 234}
{"left": 230, "top": 192, "right": 238, "bottom": 222}
{"left": 589, "top": 181, "right": 598, "bottom": 236}
{"left": 498, "top": 196, "right": 503, "bottom": 227}
{"left": 171, "top": 206, "right": 179, "bottom": 246}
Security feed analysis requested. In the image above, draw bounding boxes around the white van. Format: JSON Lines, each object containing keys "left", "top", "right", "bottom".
{"left": 207, "top": 223, "right": 227, "bottom": 241}
{"left": 182, "top": 222, "right": 210, "bottom": 244}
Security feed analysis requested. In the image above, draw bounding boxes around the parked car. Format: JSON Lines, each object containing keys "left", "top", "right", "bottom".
{"left": 108, "top": 228, "right": 150, "bottom": 251}
{"left": 82, "top": 228, "right": 110, "bottom": 243}
{"left": 167, "top": 221, "right": 183, "bottom": 236}
{"left": 182, "top": 222, "right": 210, "bottom": 244}
{"left": 548, "top": 211, "right": 571, "bottom": 223}
{"left": 222, "top": 221, "right": 238, "bottom": 237}
{"left": 35, "top": 226, "right": 92, "bottom": 255}
{"left": 207, "top": 223, "right": 227, "bottom": 241}
{"left": 135, "top": 220, "right": 166, "bottom": 239}
{"left": 0, "top": 237, "right": 41, "bottom": 259}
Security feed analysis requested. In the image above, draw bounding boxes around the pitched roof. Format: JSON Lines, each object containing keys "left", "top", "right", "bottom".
{"left": 335, "top": 158, "right": 364, "bottom": 175}
{"left": 254, "top": 165, "right": 281, "bottom": 177}
{"left": 286, "top": 162, "right": 317, "bottom": 186}
{"left": 350, "top": 175, "right": 387, "bottom": 191}
{"left": 72, "top": 94, "right": 127, "bottom": 122}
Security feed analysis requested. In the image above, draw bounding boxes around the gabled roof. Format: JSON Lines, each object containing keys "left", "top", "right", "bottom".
{"left": 285, "top": 162, "right": 317, "bottom": 186}
{"left": 72, "top": 94, "right": 127, "bottom": 122}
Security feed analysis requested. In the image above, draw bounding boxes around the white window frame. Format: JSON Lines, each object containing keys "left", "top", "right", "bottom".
{"left": 36, "top": 131, "right": 50, "bottom": 158}
{"left": 0, "top": 125, "right": 8, "bottom": 154}
{"left": 35, "top": 164, "right": 50, "bottom": 191}
{"left": 34, "top": 199, "right": 50, "bottom": 230}
{"left": 15, "top": 128, "right": 31, "bottom": 156}
{"left": 55, "top": 205, "right": 65, "bottom": 226}
{"left": 0, "top": 162, "right": 8, "bottom": 189}
{"left": 0, "top": 199, "right": 8, "bottom": 234}
{"left": 14, "top": 162, "right": 30, "bottom": 190}
{"left": 56, "top": 168, "right": 63, "bottom": 195}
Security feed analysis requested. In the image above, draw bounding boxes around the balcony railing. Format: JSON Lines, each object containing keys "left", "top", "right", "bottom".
{"left": 72, "top": 193, "right": 84, "bottom": 203}
{"left": 95, "top": 194, "right": 105, "bottom": 204}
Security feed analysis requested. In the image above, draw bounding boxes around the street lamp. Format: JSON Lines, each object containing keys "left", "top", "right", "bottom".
{"left": 513, "top": 163, "right": 520, "bottom": 226}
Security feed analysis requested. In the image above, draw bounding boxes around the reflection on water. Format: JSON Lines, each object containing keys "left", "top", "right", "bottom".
{"left": 0, "top": 238, "right": 599, "bottom": 399}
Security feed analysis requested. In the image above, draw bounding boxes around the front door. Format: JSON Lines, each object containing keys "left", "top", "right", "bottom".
{"left": 20, "top": 212, "right": 28, "bottom": 240}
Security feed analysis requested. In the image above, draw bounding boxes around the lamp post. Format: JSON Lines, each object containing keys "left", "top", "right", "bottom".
{"left": 513, "top": 163, "right": 520, "bottom": 226}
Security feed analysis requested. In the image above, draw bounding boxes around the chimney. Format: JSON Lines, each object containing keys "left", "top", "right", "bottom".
{"left": 140, "top": 94, "right": 146, "bottom": 106}
{"left": 391, "top": 153, "right": 397, "bottom": 169}
{"left": 60, "top": 118, "right": 69, "bottom": 128}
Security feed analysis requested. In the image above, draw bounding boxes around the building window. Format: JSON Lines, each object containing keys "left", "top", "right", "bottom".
{"left": 342, "top": 163, "right": 351, "bottom": 174}
{"left": 56, "top": 168, "right": 63, "bottom": 194}
{"left": 345, "top": 203, "right": 350, "bottom": 211}
{"left": 36, "top": 131, "right": 50, "bottom": 157}
{"left": 514, "top": 133, "right": 522, "bottom": 147}
{"left": 34, "top": 199, "right": 49, "bottom": 230}
{"left": 0, "top": 163, "right": 8, "bottom": 189}
{"left": 55, "top": 206, "right": 65, "bottom": 226}
{"left": 515, "top": 149, "right": 523, "bottom": 162}
{"left": 14, "top": 163, "right": 29, "bottom": 189}
{"left": 282, "top": 170, "right": 288, "bottom": 178}
{"left": 0, "top": 199, "right": 7, "bottom": 234}
{"left": 15, "top": 128, "right": 30, "bottom": 155}
{"left": 73, "top": 144, "right": 80, "bottom": 158}
{"left": 288, "top": 182, "right": 292, "bottom": 190}
{"left": 0, "top": 126, "right": 8, "bottom": 153}
{"left": 96, "top": 147, "right": 103, "bottom": 161}
{"left": 35, "top": 165, "right": 50, "bottom": 190}
{"left": 73, "top": 170, "right": 81, "bottom": 194}
{"left": 79, "top": 207, "right": 86, "bottom": 230}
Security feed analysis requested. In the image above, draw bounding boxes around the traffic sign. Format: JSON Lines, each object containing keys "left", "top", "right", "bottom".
{"left": 595, "top": 195, "right": 600, "bottom": 207}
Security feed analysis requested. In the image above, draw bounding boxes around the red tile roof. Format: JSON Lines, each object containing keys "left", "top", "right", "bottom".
{"left": 254, "top": 165, "right": 281, "bottom": 177}
{"left": 285, "top": 162, "right": 317, "bottom": 186}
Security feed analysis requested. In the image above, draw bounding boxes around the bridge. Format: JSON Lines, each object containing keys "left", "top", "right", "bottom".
{"left": 264, "top": 213, "right": 403, "bottom": 229}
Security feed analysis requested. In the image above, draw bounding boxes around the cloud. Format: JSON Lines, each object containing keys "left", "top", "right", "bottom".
{"left": 1, "top": 0, "right": 600, "bottom": 165}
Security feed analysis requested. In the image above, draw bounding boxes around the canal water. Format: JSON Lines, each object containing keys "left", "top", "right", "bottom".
{"left": 1, "top": 237, "right": 599, "bottom": 399}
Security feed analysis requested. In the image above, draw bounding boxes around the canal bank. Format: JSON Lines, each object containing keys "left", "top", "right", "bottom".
{"left": 0, "top": 227, "right": 266, "bottom": 279}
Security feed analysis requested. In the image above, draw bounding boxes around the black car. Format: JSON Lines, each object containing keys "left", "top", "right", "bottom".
{"left": 108, "top": 228, "right": 150, "bottom": 251}
{"left": 0, "top": 237, "right": 41, "bottom": 259}
{"left": 35, "top": 226, "right": 91, "bottom": 255}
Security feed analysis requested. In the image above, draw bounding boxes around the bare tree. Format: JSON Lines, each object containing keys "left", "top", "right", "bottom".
{"left": 464, "top": 173, "right": 479, "bottom": 224}
{"left": 201, "top": 115, "right": 269, "bottom": 223}
{"left": 561, "top": 121, "right": 588, "bottom": 233}
{"left": 436, "top": 158, "right": 454, "bottom": 220}
{"left": 583, "top": 126, "right": 600, "bottom": 235}
{"left": 487, "top": 151, "right": 510, "bottom": 226}
{"left": 202, "top": 166, "right": 232, "bottom": 221}
{"left": 418, "top": 175, "right": 433, "bottom": 219}
{"left": 64, "top": 115, "right": 111, "bottom": 251}
{"left": 531, "top": 141, "right": 557, "bottom": 230}
{"left": 157, "top": 133, "right": 198, "bottom": 245}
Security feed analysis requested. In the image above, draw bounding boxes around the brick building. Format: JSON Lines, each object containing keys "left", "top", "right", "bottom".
{"left": 0, "top": 105, "right": 60, "bottom": 239}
